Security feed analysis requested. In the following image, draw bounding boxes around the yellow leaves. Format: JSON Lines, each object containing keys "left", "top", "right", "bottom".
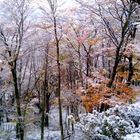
{"left": 134, "top": 63, "right": 140, "bottom": 71}
{"left": 133, "top": 75, "right": 140, "bottom": 80}
{"left": 52, "top": 97, "right": 59, "bottom": 105}
{"left": 52, "top": 97, "right": 64, "bottom": 106}
{"left": 59, "top": 53, "right": 70, "bottom": 62}
{"left": 87, "top": 38, "right": 99, "bottom": 46}
{"left": 117, "top": 71, "right": 128, "bottom": 78}
{"left": 132, "top": 73, "right": 140, "bottom": 80}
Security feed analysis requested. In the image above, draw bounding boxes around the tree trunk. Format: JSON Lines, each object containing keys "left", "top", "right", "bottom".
{"left": 44, "top": 46, "right": 50, "bottom": 128}
{"left": 41, "top": 46, "right": 49, "bottom": 139}
{"left": 107, "top": 35, "right": 125, "bottom": 88}
{"left": 86, "top": 54, "right": 90, "bottom": 77}
{"left": 45, "top": 94, "right": 50, "bottom": 127}
{"left": 41, "top": 106, "right": 45, "bottom": 140}
{"left": 107, "top": 48, "right": 120, "bottom": 88}
{"left": 78, "top": 52, "right": 84, "bottom": 87}
{"left": 127, "top": 55, "right": 133, "bottom": 86}
{"left": 0, "top": 97, "right": 2, "bottom": 126}
{"left": 53, "top": 16, "right": 64, "bottom": 140}
{"left": 70, "top": 105, "right": 74, "bottom": 132}
{"left": 11, "top": 61, "right": 24, "bottom": 140}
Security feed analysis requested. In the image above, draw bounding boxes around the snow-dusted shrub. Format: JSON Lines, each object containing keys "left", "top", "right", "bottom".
{"left": 73, "top": 104, "right": 140, "bottom": 140}
{"left": 123, "top": 133, "right": 140, "bottom": 140}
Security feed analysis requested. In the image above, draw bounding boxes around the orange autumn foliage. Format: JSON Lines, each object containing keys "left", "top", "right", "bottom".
{"left": 79, "top": 82, "right": 137, "bottom": 113}
{"left": 87, "top": 38, "right": 99, "bottom": 46}
{"left": 117, "top": 71, "right": 128, "bottom": 79}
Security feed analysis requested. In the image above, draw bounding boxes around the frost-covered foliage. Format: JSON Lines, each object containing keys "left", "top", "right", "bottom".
{"left": 1, "top": 103, "right": 140, "bottom": 140}
{"left": 73, "top": 103, "right": 140, "bottom": 140}
{"left": 123, "top": 133, "right": 140, "bottom": 140}
{"left": 0, "top": 122, "right": 16, "bottom": 140}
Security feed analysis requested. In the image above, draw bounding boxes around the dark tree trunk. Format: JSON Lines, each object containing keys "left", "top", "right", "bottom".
{"left": 11, "top": 61, "right": 24, "bottom": 140}
{"left": 45, "top": 94, "right": 50, "bottom": 127}
{"left": 86, "top": 54, "right": 90, "bottom": 77}
{"left": 41, "top": 46, "right": 49, "bottom": 139}
{"left": 102, "top": 55, "right": 105, "bottom": 68}
{"left": 70, "top": 105, "right": 74, "bottom": 131}
{"left": 78, "top": 52, "right": 84, "bottom": 87}
{"left": 94, "top": 55, "right": 99, "bottom": 68}
{"left": 0, "top": 97, "right": 2, "bottom": 126}
{"left": 105, "top": 1, "right": 133, "bottom": 88}
{"left": 107, "top": 47, "right": 121, "bottom": 87}
{"left": 127, "top": 55, "right": 133, "bottom": 86}
{"left": 108, "top": 60, "right": 111, "bottom": 78}
{"left": 54, "top": 16, "right": 64, "bottom": 140}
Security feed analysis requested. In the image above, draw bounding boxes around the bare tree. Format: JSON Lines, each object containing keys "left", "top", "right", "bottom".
{"left": 41, "top": 44, "right": 50, "bottom": 139}
{"left": 0, "top": 0, "right": 31, "bottom": 139}
{"left": 76, "top": 0, "right": 139, "bottom": 87}
{"left": 40, "top": 0, "right": 64, "bottom": 139}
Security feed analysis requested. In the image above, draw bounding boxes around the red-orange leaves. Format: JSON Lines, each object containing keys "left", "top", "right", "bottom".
{"left": 78, "top": 82, "right": 136, "bottom": 113}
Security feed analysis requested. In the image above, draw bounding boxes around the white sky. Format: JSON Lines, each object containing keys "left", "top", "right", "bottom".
{"left": 0, "top": 0, "right": 76, "bottom": 6}
{"left": 64, "top": 0, "right": 76, "bottom": 6}
{"left": 30, "top": 0, "right": 78, "bottom": 11}
{"left": 61, "top": 0, "right": 78, "bottom": 11}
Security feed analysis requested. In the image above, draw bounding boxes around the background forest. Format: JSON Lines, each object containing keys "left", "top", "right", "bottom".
{"left": 0, "top": 0, "right": 140, "bottom": 140}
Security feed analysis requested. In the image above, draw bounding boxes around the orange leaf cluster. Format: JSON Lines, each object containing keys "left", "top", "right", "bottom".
{"left": 117, "top": 71, "right": 128, "bottom": 78}
{"left": 87, "top": 38, "right": 99, "bottom": 46}
{"left": 79, "top": 83, "right": 136, "bottom": 113}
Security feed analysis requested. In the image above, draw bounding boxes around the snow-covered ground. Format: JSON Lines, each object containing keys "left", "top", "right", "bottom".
{"left": 0, "top": 91, "right": 140, "bottom": 140}
{"left": 72, "top": 100, "right": 140, "bottom": 140}
{"left": 124, "top": 133, "right": 140, "bottom": 140}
